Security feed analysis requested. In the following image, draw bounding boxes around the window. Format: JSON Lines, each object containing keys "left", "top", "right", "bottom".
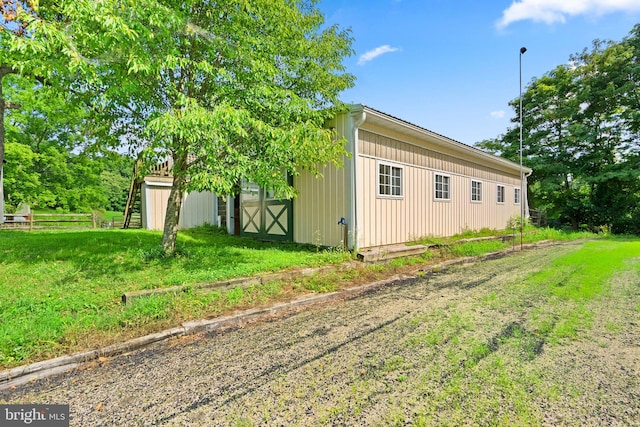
{"left": 435, "top": 174, "right": 450, "bottom": 200}
{"left": 378, "top": 162, "right": 403, "bottom": 197}
{"left": 471, "top": 180, "right": 482, "bottom": 202}
{"left": 497, "top": 185, "right": 505, "bottom": 204}
{"left": 514, "top": 187, "right": 521, "bottom": 204}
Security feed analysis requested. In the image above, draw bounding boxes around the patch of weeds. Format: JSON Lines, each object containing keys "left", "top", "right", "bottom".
{"left": 448, "top": 240, "right": 509, "bottom": 257}
{"left": 544, "top": 384, "right": 562, "bottom": 400}
{"left": 604, "top": 321, "right": 623, "bottom": 334}
{"left": 318, "top": 402, "right": 350, "bottom": 425}
{"left": 464, "top": 342, "right": 491, "bottom": 368}
{"left": 119, "top": 295, "right": 172, "bottom": 328}
{"left": 482, "top": 292, "right": 498, "bottom": 305}
{"left": 300, "top": 273, "right": 339, "bottom": 293}
{"left": 389, "top": 255, "right": 426, "bottom": 269}
{"left": 367, "top": 264, "right": 385, "bottom": 273}
{"left": 339, "top": 268, "right": 360, "bottom": 281}
{"left": 225, "top": 287, "right": 245, "bottom": 305}
{"left": 259, "top": 281, "right": 283, "bottom": 298}
{"left": 383, "top": 408, "right": 407, "bottom": 427}
{"left": 229, "top": 416, "right": 254, "bottom": 427}
{"left": 138, "top": 245, "right": 169, "bottom": 262}
{"left": 550, "top": 305, "right": 594, "bottom": 342}
{"left": 411, "top": 235, "right": 443, "bottom": 246}
{"left": 522, "top": 227, "right": 597, "bottom": 243}
{"left": 407, "top": 312, "right": 472, "bottom": 348}
{"left": 384, "top": 355, "right": 405, "bottom": 372}
{"left": 413, "top": 413, "right": 429, "bottom": 427}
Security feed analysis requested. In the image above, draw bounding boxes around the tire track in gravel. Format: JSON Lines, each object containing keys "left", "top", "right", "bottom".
{"left": 155, "top": 314, "right": 408, "bottom": 424}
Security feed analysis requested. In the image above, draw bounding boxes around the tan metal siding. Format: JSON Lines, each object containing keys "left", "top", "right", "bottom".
{"left": 293, "top": 112, "right": 352, "bottom": 248}
{"left": 142, "top": 183, "right": 171, "bottom": 231}
{"left": 293, "top": 161, "right": 349, "bottom": 247}
{"left": 359, "top": 128, "right": 520, "bottom": 186}
{"left": 356, "top": 128, "right": 524, "bottom": 248}
{"left": 181, "top": 191, "right": 217, "bottom": 229}
{"left": 141, "top": 183, "right": 216, "bottom": 231}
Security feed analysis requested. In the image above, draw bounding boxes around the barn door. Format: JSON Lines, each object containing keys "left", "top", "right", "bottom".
{"left": 240, "top": 180, "right": 293, "bottom": 241}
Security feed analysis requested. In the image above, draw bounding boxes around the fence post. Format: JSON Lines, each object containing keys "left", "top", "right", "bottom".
{"left": 92, "top": 213, "right": 96, "bottom": 229}
{"left": 29, "top": 214, "right": 34, "bottom": 231}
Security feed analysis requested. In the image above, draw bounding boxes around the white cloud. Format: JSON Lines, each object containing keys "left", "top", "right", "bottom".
{"left": 358, "top": 45, "right": 399, "bottom": 65}
{"left": 496, "top": 0, "right": 640, "bottom": 29}
{"left": 490, "top": 110, "right": 506, "bottom": 119}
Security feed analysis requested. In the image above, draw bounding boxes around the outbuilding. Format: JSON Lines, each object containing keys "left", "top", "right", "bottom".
{"left": 137, "top": 104, "right": 531, "bottom": 250}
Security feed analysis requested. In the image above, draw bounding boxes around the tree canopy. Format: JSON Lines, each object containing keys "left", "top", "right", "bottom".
{"left": 105, "top": 0, "right": 356, "bottom": 251}
{"left": 478, "top": 24, "right": 640, "bottom": 234}
{"left": 1, "top": 1, "right": 355, "bottom": 250}
{"left": 1, "top": 1, "right": 136, "bottom": 219}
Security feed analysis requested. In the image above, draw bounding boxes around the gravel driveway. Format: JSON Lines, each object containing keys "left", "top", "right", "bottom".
{"left": 2, "top": 243, "right": 639, "bottom": 426}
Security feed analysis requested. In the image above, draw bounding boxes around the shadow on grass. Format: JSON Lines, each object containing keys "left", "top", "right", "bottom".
{"left": 0, "top": 227, "right": 334, "bottom": 285}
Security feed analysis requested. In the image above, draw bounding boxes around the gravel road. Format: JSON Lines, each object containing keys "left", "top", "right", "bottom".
{"left": 2, "top": 243, "right": 639, "bottom": 426}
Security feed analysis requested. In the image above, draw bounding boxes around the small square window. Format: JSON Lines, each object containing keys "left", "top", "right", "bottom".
{"left": 497, "top": 185, "right": 505, "bottom": 204}
{"left": 471, "top": 180, "right": 482, "bottom": 202}
{"left": 435, "top": 174, "right": 450, "bottom": 200}
{"left": 378, "top": 162, "right": 403, "bottom": 198}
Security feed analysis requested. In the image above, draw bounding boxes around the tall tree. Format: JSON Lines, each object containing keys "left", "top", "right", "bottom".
{"left": 1, "top": 1, "right": 130, "bottom": 220}
{"left": 2, "top": 1, "right": 354, "bottom": 247}
{"left": 87, "top": 1, "right": 355, "bottom": 252}
{"left": 479, "top": 27, "right": 640, "bottom": 233}
{"left": 2, "top": 73, "right": 134, "bottom": 213}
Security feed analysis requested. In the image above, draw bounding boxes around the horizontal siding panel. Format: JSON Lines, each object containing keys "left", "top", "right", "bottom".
{"left": 357, "top": 154, "right": 523, "bottom": 248}
{"left": 359, "top": 129, "right": 520, "bottom": 186}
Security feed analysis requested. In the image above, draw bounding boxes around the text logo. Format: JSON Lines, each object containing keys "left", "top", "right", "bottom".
{"left": 1, "top": 405, "right": 69, "bottom": 426}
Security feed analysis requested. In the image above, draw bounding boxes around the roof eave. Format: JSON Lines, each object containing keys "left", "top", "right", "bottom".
{"left": 353, "top": 104, "right": 532, "bottom": 175}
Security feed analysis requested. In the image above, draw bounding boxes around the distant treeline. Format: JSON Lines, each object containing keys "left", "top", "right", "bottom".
{"left": 479, "top": 24, "right": 640, "bottom": 234}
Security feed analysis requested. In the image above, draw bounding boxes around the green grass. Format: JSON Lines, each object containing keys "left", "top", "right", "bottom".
{"left": 518, "top": 239, "right": 639, "bottom": 344}
{"left": 413, "top": 226, "right": 597, "bottom": 246}
{"left": 297, "top": 273, "right": 340, "bottom": 293}
{"left": 0, "top": 226, "right": 352, "bottom": 367}
{"left": 0, "top": 225, "right": 608, "bottom": 369}
{"left": 521, "top": 227, "right": 596, "bottom": 243}
{"left": 412, "top": 226, "right": 518, "bottom": 245}
{"left": 447, "top": 240, "right": 510, "bottom": 257}
{"left": 396, "top": 239, "right": 640, "bottom": 425}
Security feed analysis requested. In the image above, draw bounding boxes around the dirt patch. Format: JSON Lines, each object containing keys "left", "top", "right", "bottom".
{"left": 2, "top": 243, "right": 639, "bottom": 426}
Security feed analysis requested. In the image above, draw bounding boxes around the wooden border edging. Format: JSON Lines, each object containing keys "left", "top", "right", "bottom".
{"left": 0, "top": 239, "right": 562, "bottom": 391}
{"left": 122, "top": 264, "right": 352, "bottom": 305}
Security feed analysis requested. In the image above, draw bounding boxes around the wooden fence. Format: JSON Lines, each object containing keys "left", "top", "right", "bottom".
{"left": 1, "top": 213, "right": 97, "bottom": 230}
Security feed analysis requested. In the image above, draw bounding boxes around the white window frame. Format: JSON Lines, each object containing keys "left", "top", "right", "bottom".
{"left": 497, "top": 185, "right": 505, "bottom": 204}
{"left": 434, "top": 173, "right": 451, "bottom": 201}
{"left": 514, "top": 187, "right": 521, "bottom": 205}
{"left": 471, "top": 180, "right": 482, "bottom": 203}
{"left": 377, "top": 161, "right": 403, "bottom": 199}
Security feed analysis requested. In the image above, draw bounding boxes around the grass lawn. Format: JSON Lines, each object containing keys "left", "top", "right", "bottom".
{"left": 0, "top": 225, "right": 598, "bottom": 370}
{"left": 5, "top": 238, "right": 638, "bottom": 425}
{"left": 0, "top": 226, "right": 351, "bottom": 368}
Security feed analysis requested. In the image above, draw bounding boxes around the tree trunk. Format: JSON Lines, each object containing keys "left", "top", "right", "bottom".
{"left": 161, "top": 151, "right": 187, "bottom": 253}
{"left": 0, "top": 67, "right": 9, "bottom": 224}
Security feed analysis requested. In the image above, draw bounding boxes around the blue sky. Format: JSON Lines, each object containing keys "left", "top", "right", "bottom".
{"left": 317, "top": 0, "right": 640, "bottom": 145}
